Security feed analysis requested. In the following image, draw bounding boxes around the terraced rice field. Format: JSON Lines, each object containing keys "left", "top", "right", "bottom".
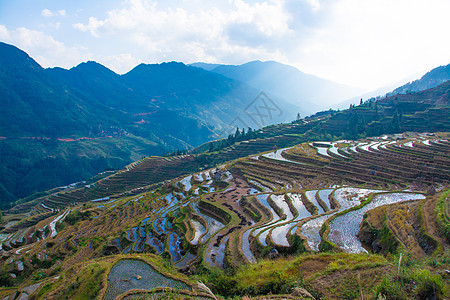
{"left": 104, "top": 259, "right": 190, "bottom": 300}
{"left": 317, "top": 189, "right": 333, "bottom": 210}
{"left": 242, "top": 227, "right": 256, "bottom": 263}
{"left": 328, "top": 192, "right": 426, "bottom": 253}
{"left": 190, "top": 202, "right": 225, "bottom": 243}
{"left": 305, "top": 190, "right": 325, "bottom": 214}
{"left": 0, "top": 133, "right": 448, "bottom": 289}
{"left": 268, "top": 195, "right": 295, "bottom": 246}
{"left": 189, "top": 219, "right": 206, "bottom": 245}
{"left": 251, "top": 194, "right": 281, "bottom": 241}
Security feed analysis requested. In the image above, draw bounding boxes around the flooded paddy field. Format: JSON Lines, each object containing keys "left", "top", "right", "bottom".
{"left": 105, "top": 259, "right": 190, "bottom": 300}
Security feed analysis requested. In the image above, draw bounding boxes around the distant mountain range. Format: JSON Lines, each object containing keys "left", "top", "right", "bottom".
{"left": 191, "top": 61, "right": 364, "bottom": 115}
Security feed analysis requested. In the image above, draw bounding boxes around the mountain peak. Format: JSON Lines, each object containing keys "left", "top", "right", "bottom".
{"left": 204, "top": 60, "right": 363, "bottom": 113}
{"left": 71, "top": 60, "right": 118, "bottom": 76}
{"left": 0, "top": 42, "right": 43, "bottom": 71}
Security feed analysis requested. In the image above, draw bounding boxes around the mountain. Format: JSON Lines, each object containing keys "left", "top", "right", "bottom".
{"left": 332, "top": 72, "right": 425, "bottom": 111}
{"left": 189, "top": 62, "right": 222, "bottom": 71}
{"left": 331, "top": 64, "right": 449, "bottom": 116}
{"left": 0, "top": 44, "right": 117, "bottom": 138}
{"left": 336, "top": 63, "right": 450, "bottom": 112}
{"left": 0, "top": 42, "right": 298, "bottom": 204}
{"left": 388, "top": 63, "right": 450, "bottom": 96}
{"left": 192, "top": 60, "right": 364, "bottom": 115}
{"left": 121, "top": 62, "right": 296, "bottom": 129}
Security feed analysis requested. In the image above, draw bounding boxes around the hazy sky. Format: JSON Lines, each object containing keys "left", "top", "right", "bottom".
{"left": 0, "top": 0, "right": 449, "bottom": 90}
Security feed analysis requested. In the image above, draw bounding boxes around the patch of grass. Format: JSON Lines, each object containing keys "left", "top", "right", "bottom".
{"left": 414, "top": 269, "right": 445, "bottom": 300}
{"left": 205, "top": 252, "right": 389, "bottom": 298}
{"left": 55, "top": 263, "right": 106, "bottom": 299}
{"left": 36, "top": 283, "right": 53, "bottom": 300}
{"left": 435, "top": 189, "right": 450, "bottom": 243}
{"left": 376, "top": 276, "right": 407, "bottom": 300}
{"left": 373, "top": 250, "right": 446, "bottom": 300}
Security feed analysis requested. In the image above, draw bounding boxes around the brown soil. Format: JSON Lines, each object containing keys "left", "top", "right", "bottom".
{"left": 300, "top": 259, "right": 329, "bottom": 278}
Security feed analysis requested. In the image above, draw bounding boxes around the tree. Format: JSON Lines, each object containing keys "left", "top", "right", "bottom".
{"left": 360, "top": 98, "right": 363, "bottom": 105}
{"left": 234, "top": 127, "right": 241, "bottom": 139}
{"left": 296, "top": 113, "right": 301, "bottom": 120}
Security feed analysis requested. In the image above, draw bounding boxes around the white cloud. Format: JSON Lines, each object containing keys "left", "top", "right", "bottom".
{"left": 41, "top": 9, "right": 53, "bottom": 17}
{"left": 0, "top": 25, "right": 11, "bottom": 40}
{"left": 41, "top": 8, "right": 66, "bottom": 18}
{"left": 100, "top": 53, "right": 143, "bottom": 74}
{"left": 73, "top": 17, "right": 105, "bottom": 37}
{"left": 72, "top": 0, "right": 291, "bottom": 67}
{"left": 0, "top": 25, "right": 91, "bottom": 69}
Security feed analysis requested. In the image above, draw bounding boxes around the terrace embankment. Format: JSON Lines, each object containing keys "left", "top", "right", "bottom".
{"left": 359, "top": 189, "right": 449, "bottom": 256}
{"left": 8, "top": 155, "right": 200, "bottom": 215}
{"left": 236, "top": 135, "right": 449, "bottom": 192}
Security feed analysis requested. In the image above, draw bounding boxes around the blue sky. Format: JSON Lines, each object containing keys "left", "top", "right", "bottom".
{"left": 1, "top": 0, "right": 449, "bottom": 90}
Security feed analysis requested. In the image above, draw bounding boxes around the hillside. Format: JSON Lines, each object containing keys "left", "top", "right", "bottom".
{"left": 192, "top": 80, "right": 450, "bottom": 156}
{"left": 389, "top": 63, "right": 450, "bottom": 96}
{"left": 0, "top": 131, "right": 448, "bottom": 299}
{"left": 0, "top": 79, "right": 448, "bottom": 299}
{"left": 0, "top": 42, "right": 298, "bottom": 205}
{"left": 46, "top": 60, "right": 296, "bottom": 132}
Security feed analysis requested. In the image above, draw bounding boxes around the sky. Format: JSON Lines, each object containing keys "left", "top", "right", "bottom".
{"left": 0, "top": 0, "right": 449, "bottom": 90}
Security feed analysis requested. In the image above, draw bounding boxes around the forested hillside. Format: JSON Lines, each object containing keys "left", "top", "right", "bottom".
{"left": 0, "top": 42, "right": 299, "bottom": 205}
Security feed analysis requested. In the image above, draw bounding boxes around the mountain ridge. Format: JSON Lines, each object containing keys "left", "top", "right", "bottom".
{"left": 388, "top": 63, "right": 450, "bottom": 96}
{"left": 192, "top": 60, "right": 365, "bottom": 114}
{"left": 0, "top": 42, "right": 298, "bottom": 204}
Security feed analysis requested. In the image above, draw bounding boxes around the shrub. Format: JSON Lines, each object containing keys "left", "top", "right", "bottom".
{"left": 435, "top": 190, "right": 450, "bottom": 243}
{"left": 375, "top": 277, "right": 406, "bottom": 300}
{"left": 65, "top": 210, "right": 89, "bottom": 225}
{"left": 36, "top": 283, "right": 53, "bottom": 298}
{"left": 209, "top": 271, "right": 238, "bottom": 296}
{"left": 414, "top": 269, "right": 444, "bottom": 299}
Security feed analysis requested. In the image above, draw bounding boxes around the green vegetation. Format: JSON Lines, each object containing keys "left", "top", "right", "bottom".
{"left": 375, "top": 255, "right": 446, "bottom": 300}
{"left": 436, "top": 190, "right": 450, "bottom": 243}
{"left": 65, "top": 210, "right": 90, "bottom": 226}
